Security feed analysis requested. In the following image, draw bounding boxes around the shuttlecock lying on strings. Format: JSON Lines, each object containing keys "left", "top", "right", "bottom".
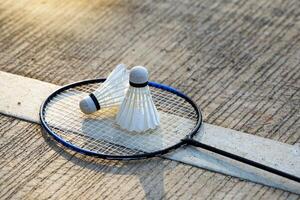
{"left": 79, "top": 64, "right": 129, "bottom": 114}
{"left": 116, "top": 66, "right": 160, "bottom": 132}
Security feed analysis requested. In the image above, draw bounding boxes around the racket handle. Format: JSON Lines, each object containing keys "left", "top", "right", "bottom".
{"left": 182, "top": 138, "right": 300, "bottom": 183}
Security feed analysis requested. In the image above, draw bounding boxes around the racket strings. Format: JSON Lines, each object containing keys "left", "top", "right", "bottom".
{"left": 45, "top": 95, "right": 194, "bottom": 152}
{"left": 49, "top": 112, "right": 141, "bottom": 156}
{"left": 46, "top": 109, "right": 140, "bottom": 155}
{"left": 53, "top": 126, "right": 138, "bottom": 155}
{"left": 46, "top": 98, "right": 195, "bottom": 152}
{"left": 42, "top": 83, "right": 198, "bottom": 156}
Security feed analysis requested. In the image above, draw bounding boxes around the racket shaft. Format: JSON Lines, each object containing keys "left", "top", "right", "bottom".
{"left": 182, "top": 138, "right": 300, "bottom": 183}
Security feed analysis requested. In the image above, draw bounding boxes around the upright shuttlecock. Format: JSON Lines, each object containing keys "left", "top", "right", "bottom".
{"left": 116, "top": 66, "right": 160, "bottom": 132}
{"left": 79, "top": 64, "right": 129, "bottom": 114}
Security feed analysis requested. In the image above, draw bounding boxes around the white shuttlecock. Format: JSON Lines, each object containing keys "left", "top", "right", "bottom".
{"left": 79, "top": 64, "right": 129, "bottom": 114}
{"left": 116, "top": 66, "right": 160, "bottom": 132}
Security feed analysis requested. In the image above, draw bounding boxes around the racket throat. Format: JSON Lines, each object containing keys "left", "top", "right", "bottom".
{"left": 181, "top": 138, "right": 199, "bottom": 145}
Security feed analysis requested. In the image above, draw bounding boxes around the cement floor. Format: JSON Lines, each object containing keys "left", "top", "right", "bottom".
{"left": 0, "top": 0, "right": 299, "bottom": 199}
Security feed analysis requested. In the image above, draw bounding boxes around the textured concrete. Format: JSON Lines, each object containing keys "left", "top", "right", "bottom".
{"left": 0, "top": 0, "right": 299, "bottom": 199}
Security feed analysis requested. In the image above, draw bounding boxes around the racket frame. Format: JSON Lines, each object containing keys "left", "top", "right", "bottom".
{"left": 40, "top": 78, "right": 203, "bottom": 160}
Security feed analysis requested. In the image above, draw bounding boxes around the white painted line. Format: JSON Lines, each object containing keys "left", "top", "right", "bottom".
{"left": 0, "top": 71, "right": 299, "bottom": 194}
{"left": 0, "top": 71, "right": 59, "bottom": 123}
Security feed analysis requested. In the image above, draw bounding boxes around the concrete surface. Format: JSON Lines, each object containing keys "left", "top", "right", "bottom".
{"left": 0, "top": 0, "right": 299, "bottom": 199}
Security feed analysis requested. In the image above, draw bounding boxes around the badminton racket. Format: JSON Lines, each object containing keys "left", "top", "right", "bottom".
{"left": 40, "top": 79, "right": 300, "bottom": 183}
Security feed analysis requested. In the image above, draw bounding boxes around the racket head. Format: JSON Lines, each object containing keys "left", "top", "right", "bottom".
{"left": 40, "top": 79, "right": 202, "bottom": 160}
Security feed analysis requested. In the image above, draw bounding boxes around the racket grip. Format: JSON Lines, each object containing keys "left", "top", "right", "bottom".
{"left": 182, "top": 138, "right": 300, "bottom": 183}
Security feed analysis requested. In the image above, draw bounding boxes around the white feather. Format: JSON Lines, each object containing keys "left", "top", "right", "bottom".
{"left": 116, "top": 86, "right": 160, "bottom": 132}
{"left": 79, "top": 64, "right": 129, "bottom": 114}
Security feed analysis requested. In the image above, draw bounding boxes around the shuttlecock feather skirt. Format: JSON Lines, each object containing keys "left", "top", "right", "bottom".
{"left": 93, "top": 83, "right": 128, "bottom": 108}
{"left": 116, "top": 86, "right": 160, "bottom": 132}
{"left": 79, "top": 64, "right": 129, "bottom": 114}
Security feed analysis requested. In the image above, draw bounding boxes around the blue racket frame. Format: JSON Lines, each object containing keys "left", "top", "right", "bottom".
{"left": 40, "top": 79, "right": 203, "bottom": 160}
